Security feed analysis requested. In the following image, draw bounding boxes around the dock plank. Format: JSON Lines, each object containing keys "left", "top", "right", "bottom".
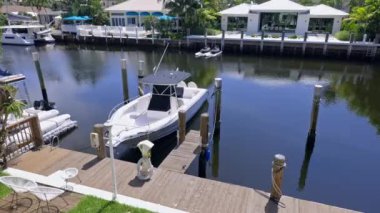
{"left": 8, "top": 145, "right": 357, "bottom": 213}
{"left": 159, "top": 130, "right": 200, "bottom": 173}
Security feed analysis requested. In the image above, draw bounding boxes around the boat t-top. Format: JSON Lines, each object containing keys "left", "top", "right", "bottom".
{"left": 107, "top": 71, "right": 208, "bottom": 147}
{"left": 0, "top": 24, "right": 55, "bottom": 45}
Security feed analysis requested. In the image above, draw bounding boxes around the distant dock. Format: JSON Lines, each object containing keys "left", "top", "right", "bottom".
{"left": 52, "top": 30, "right": 379, "bottom": 61}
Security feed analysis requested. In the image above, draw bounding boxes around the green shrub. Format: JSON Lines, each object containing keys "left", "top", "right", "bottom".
{"left": 288, "top": 35, "right": 298, "bottom": 39}
{"left": 264, "top": 34, "right": 269, "bottom": 38}
{"left": 271, "top": 35, "right": 280, "bottom": 38}
{"left": 206, "top": 28, "right": 221, "bottom": 36}
{"left": 335, "top": 31, "right": 350, "bottom": 41}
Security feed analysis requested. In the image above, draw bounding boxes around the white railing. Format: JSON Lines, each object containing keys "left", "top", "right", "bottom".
{"left": 77, "top": 25, "right": 146, "bottom": 37}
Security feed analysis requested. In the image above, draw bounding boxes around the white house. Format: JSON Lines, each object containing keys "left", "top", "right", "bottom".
{"left": 219, "top": 0, "right": 348, "bottom": 35}
{"left": 105, "top": 0, "right": 166, "bottom": 27}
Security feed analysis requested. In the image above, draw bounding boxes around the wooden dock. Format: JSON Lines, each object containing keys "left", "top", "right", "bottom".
{"left": 8, "top": 143, "right": 357, "bottom": 213}
{"left": 159, "top": 130, "right": 201, "bottom": 173}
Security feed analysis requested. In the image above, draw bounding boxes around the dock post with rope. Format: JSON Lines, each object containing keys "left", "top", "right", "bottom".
{"left": 270, "top": 154, "right": 286, "bottom": 202}
{"left": 92, "top": 124, "right": 106, "bottom": 159}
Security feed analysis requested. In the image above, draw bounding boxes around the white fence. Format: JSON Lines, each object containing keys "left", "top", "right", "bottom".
{"left": 77, "top": 25, "right": 147, "bottom": 38}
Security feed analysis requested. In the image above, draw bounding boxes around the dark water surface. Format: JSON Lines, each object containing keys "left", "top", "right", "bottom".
{"left": 1, "top": 44, "right": 379, "bottom": 212}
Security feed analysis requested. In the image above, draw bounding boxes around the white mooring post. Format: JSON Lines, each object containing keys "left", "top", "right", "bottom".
{"left": 270, "top": 154, "right": 286, "bottom": 202}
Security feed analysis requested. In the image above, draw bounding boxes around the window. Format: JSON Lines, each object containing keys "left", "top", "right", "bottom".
{"left": 308, "top": 18, "right": 333, "bottom": 33}
{"left": 227, "top": 17, "right": 248, "bottom": 31}
{"left": 12, "top": 28, "right": 28, "bottom": 34}
{"left": 260, "top": 13, "right": 298, "bottom": 32}
{"left": 111, "top": 18, "right": 126, "bottom": 26}
{"left": 127, "top": 17, "right": 136, "bottom": 25}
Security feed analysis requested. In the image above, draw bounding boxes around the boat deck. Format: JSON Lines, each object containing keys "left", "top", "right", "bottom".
{"left": 8, "top": 145, "right": 357, "bottom": 212}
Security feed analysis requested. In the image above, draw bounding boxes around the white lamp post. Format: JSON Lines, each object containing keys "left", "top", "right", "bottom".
{"left": 104, "top": 120, "right": 118, "bottom": 200}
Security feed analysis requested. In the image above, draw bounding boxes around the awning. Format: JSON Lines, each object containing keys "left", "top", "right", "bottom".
{"left": 159, "top": 15, "right": 175, "bottom": 21}
{"left": 63, "top": 16, "right": 91, "bottom": 21}
{"left": 126, "top": 11, "right": 138, "bottom": 16}
{"left": 140, "top": 12, "right": 150, "bottom": 16}
{"left": 152, "top": 12, "right": 163, "bottom": 17}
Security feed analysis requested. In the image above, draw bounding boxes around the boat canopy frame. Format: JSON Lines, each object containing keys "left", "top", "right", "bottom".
{"left": 141, "top": 71, "right": 191, "bottom": 86}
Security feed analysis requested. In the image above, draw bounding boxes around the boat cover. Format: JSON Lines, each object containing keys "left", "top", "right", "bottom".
{"left": 141, "top": 71, "right": 191, "bottom": 85}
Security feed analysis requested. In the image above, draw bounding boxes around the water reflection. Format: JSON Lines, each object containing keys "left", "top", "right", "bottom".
{"left": 1, "top": 44, "right": 380, "bottom": 212}
{"left": 298, "top": 134, "right": 316, "bottom": 191}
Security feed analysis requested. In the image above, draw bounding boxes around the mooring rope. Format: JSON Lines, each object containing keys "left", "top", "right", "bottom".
{"left": 271, "top": 162, "right": 286, "bottom": 198}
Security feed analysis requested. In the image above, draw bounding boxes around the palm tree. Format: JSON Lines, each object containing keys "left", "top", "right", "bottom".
{"left": 0, "top": 85, "right": 25, "bottom": 169}
{"left": 165, "top": 0, "right": 201, "bottom": 29}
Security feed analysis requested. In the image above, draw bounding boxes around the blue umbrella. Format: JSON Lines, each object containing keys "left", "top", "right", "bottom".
{"left": 158, "top": 15, "right": 175, "bottom": 21}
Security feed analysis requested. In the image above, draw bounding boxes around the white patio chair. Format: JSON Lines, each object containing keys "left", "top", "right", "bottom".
{"left": 30, "top": 186, "right": 67, "bottom": 212}
{"left": 0, "top": 176, "right": 38, "bottom": 208}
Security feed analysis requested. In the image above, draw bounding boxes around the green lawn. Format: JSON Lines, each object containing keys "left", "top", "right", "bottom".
{"left": 68, "top": 196, "right": 152, "bottom": 213}
{"left": 0, "top": 170, "right": 12, "bottom": 199}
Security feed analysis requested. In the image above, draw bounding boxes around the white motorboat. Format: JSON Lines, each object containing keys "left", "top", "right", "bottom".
{"left": 107, "top": 71, "right": 208, "bottom": 147}
{"left": 195, "top": 46, "right": 211, "bottom": 57}
{"left": 204, "top": 46, "right": 222, "bottom": 59}
{"left": 0, "top": 25, "right": 55, "bottom": 45}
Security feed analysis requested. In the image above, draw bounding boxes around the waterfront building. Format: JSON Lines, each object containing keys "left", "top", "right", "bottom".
{"left": 105, "top": 0, "right": 166, "bottom": 27}
{"left": 219, "top": 0, "right": 348, "bottom": 35}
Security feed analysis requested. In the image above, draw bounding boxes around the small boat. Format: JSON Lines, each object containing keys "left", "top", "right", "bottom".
{"left": 0, "top": 25, "right": 55, "bottom": 45}
{"left": 204, "top": 46, "right": 222, "bottom": 59}
{"left": 107, "top": 71, "right": 208, "bottom": 147}
{"left": 195, "top": 46, "right": 211, "bottom": 57}
{"left": 0, "top": 67, "right": 11, "bottom": 76}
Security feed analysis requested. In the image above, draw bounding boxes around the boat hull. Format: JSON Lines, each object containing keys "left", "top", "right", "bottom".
{"left": 108, "top": 90, "right": 208, "bottom": 157}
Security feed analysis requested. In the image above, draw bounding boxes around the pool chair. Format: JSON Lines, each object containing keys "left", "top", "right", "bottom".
{"left": 60, "top": 167, "right": 81, "bottom": 190}
{"left": 30, "top": 186, "right": 67, "bottom": 212}
{"left": 0, "top": 176, "right": 38, "bottom": 208}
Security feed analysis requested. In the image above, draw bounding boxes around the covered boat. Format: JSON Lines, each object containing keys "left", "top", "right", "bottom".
{"left": 107, "top": 71, "right": 208, "bottom": 147}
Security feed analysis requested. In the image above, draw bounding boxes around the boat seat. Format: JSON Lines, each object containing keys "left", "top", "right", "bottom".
{"left": 175, "top": 87, "right": 184, "bottom": 98}
{"left": 177, "top": 81, "right": 187, "bottom": 88}
{"left": 130, "top": 111, "right": 144, "bottom": 119}
{"left": 188, "top": 81, "right": 197, "bottom": 88}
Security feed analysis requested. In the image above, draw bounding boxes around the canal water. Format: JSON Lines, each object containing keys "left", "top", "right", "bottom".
{"left": 1, "top": 44, "right": 379, "bottom": 212}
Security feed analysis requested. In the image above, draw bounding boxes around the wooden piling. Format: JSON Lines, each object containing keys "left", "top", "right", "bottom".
{"left": 308, "top": 85, "right": 322, "bottom": 137}
{"left": 119, "top": 27, "right": 122, "bottom": 44}
{"left": 204, "top": 31, "right": 207, "bottom": 47}
{"left": 323, "top": 33, "right": 329, "bottom": 56}
{"left": 30, "top": 115, "right": 43, "bottom": 148}
{"left": 347, "top": 33, "right": 353, "bottom": 59}
{"left": 178, "top": 110, "right": 186, "bottom": 144}
{"left": 120, "top": 59, "right": 129, "bottom": 102}
{"left": 302, "top": 32, "right": 308, "bottom": 56}
{"left": 221, "top": 30, "right": 225, "bottom": 50}
{"left": 260, "top": 31, "right": 264, "bottom": 53}
{"left": 32, "top": 52, "right": 50, "bottom": 109}
{"left": 104, "top": 25, "right": 108, "bottom": 44}
{"left": 186, "top": 28, "right": 190, "bottom": 48}
{"left": 270, "top": 154, "right": 286, "bottom": 202}
{"left": 280, "top": 31, "right": 285, "bottom": 54}
{"left": 93, "top": 124, "right": 106, "bottom": 159}
{"left": 214, "top": 78, "right": 222, "bottom": 130}
{"left": 200, "top": 113, "right": 209, "bottom": 148}
{"left": 135, "top": 27, "right": 138, "bottom": 44}
{"left": 152, "top": 26, "right": 155, "bottom": 45}
{"left": 240, "top": 31, "right": 244, "bottom": 53}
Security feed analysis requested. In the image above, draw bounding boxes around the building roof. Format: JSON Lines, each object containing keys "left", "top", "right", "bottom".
{"left": 105, "top": 0, "right": 165, "bottom": 12}
{"left": 219, "top": 3, "right": 256, "bottom": 16}
{"left": 307, "top": 4, "right": 349, "bottom": 17}
{"left": 250, "top": 0, "right": 309, "bottom": 12}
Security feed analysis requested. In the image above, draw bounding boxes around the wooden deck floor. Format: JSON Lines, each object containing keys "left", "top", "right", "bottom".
{"left": 159, "top": 130, "right": 201, "bottom": 173}
{"left": 7, "top": 146, "right": 357, "bottom": 213}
